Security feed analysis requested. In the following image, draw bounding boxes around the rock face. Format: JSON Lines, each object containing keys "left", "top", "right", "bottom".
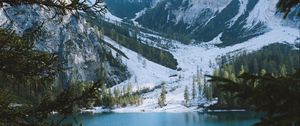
{"left": 0, "top": 4, "right": 130, "bottom": 87}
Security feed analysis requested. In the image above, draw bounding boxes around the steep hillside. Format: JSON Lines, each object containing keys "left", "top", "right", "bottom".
{"left": 84, "top": 15, "right": 179, "bottom": 69}
{"left": 0, "top": 5, "right": 130, "bottom": 87}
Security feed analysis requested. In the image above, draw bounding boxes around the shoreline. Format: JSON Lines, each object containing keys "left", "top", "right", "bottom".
{"left": 81, "top": 106, "right": 247, "bottom": 114}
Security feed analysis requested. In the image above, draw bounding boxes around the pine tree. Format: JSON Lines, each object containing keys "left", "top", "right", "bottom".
{"left": 280, "top": 64, "right": 287, "bottom": 77}
{"left": 114, "top": 88, "right": 120, "bottom": 98}
{"left": 239, "top": 65, "right": 245, "bottom": 75}
{"left": 203, "top": 78, "right": 213, "bottom": 101}
{"left": 253, "top": 58, "right": 259, "bottom": 74}
{"left": 122, "top": 86, "right": 126, "bottom": 95}
{"left": 223, "top": 71, "right": 230, "bottom": 79}
{"left": 126, "top": 83, "right": 133, "bottom": 95}
{"left": 108, "top": 89, "right": 115, "bottom": 108}
{"left": 197, "top": 76, "right": 203, "bottom": 98}
{"left": 158, "top": 82, "right": 167, "bottom": 107}
{"left": 192, "top": 81, "right": 196, "bottom": 100}
{"left": 184, "top": 85, "right": 190, "bottom": 106}
{"left": 230, "top": 73, "right": 237, "bottom": 82}
{"left": 260, "top": 69, "right": 267, "bottom": 76}
{"left": 113, "top": 88, "right": 121, "bottom": 107}
{"left": 211, "top": 69, "right": 220, "bottom": 98}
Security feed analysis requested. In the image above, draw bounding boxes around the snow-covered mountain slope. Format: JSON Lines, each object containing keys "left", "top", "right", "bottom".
{"left": 135, "top": 0, "right": 299, "bottom": 45}
{"left": 86, "top": 0, "right": 300, "bottom": 112}
{"left": 0, "top": 5, "right": 129, "bottom": 87}
{"left": 100, "top": 19, "right": 299, "bottom": 112}
{"left": 107, "top": 27, "right": 299, "bottom": 112}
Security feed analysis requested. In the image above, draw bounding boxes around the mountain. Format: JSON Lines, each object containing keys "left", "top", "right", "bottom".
{"left": 0, "top": 5, "right": 130, "bottom": 87}
{"left": 1, "top": 0, "right": 298, "bottom": 112}
{"left": 134, "top": 0, "right": 298, "bottom": 46}
{"left": 102, "top": 0, "right": 300, "bottom": 112}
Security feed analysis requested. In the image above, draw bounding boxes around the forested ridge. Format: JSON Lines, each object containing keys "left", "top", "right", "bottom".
{"left": 209, "top": 43, "right": 300, "bottom": 125}
{"left": 84, "top": 15, "right": 179, "bottom": 69}
{"left": 217, "top": 43, "right": 300, "bottom": 76}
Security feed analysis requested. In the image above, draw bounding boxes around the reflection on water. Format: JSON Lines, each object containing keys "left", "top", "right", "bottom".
{"left": 63, "top": 111, "right": 261, "bottom": 126}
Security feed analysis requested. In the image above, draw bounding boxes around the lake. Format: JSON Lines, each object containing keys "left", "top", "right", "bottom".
{"left": 63, "top": 111, "right": 261, "bottom": 126}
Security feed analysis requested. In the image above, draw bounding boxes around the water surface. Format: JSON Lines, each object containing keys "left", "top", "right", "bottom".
{"left": 66, "top": 111, "right": 260, "bottom": 126}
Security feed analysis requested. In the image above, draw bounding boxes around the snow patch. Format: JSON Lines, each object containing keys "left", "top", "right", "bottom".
{"left": 228, "top": 0, "right": 248, "bottom": 27}
{"left": 245, "top": 0, "right": 278, "bottom": 28}
{"left": 173, "top": 0, "right": 232, "bottom": 25}
{"left": 104, "top": 36, "right": 175, "bottom": 90}
{"left": 104, "top": 10, "right": 123, "bottom": 22}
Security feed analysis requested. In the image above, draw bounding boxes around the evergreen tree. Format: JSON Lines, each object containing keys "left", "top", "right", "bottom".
{"left": 239, "top": 65, "right": 245, "bottom": 75}
{"left": 230, "top": 73, "right": 237, "bottom": 82}
{"left": 280, "top": 64, "right": 287, "bottom": 77}
{"left": 260, "top": 69, "right": 267, "bottom": 76}
{"left": 203, "top": 77, "right": 213, "bottom": 101}
{"left": 192, "top": 81, "right": 196, "bottom": 100}
{"left": 223, "top": 71, "right": 230, "bottom": 79}
{"left": 114, "top": 88, "right": 121, "bottom": 98}
{"left": 113, "top": 88, "right": 121, "bottom": 107}
{"left": 108, "top": 89, "right": 115, "bottom": 108}
{"left": 184, "top": 85, "right": 190, "bottom": 106}
{"left": 195, "top": 69, "right": 203, "bottom": 98}
{"left": 126, "top": 83, "right": 133, "bottom": 95}
{"left": 211, "top": 69, "right": 220, "bottom": 98}
{"left": 158, "top": 82, "right": 167, "bottom": 107}
{"left": 203, "top": 81, "right": 209, "bottom": 100}
{"left": 253, "top": 58, "right": 259, "bottom": 74}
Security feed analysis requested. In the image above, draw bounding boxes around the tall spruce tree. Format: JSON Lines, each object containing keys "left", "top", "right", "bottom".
{"left": 184, "top": 85, "right": 190, "bottom": 106}
{"left": 192, "top": 81, "right": 196, "bottom": 100}
{"left": 158, "top": 82, "right": 167, "bottom": 107}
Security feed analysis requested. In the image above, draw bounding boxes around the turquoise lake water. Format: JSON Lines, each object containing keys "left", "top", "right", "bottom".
{"left": 64, "top": 111, "right": 261, "bottom": 126}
